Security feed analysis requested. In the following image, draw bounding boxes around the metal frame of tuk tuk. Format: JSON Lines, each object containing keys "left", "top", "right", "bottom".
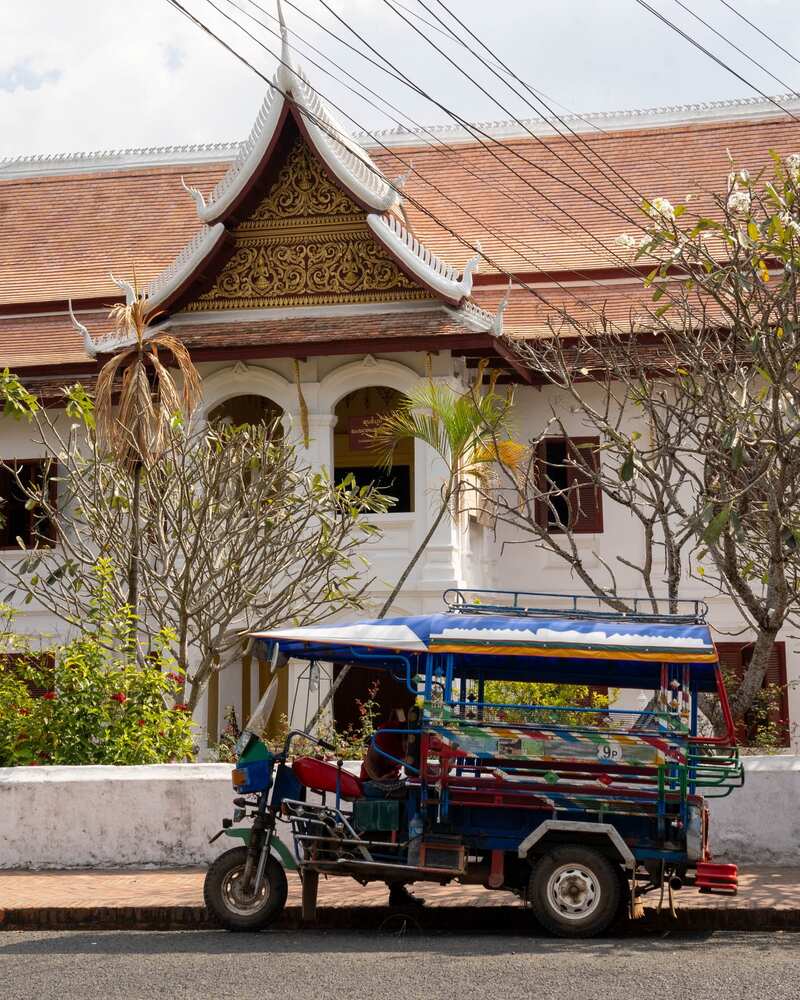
{"left": 266, "top": 589, "right": 744, "bottom": 918}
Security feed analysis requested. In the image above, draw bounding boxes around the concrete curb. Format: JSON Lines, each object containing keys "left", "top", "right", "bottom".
{"left": 2, "top": 904, "right": 800, "bottom": 933}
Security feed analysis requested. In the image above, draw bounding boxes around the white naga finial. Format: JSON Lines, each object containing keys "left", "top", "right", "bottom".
{"left": 491, "top": 278, "right": 512, "bottom": 339}
{"left": 392, "top": 160, "right": 414, "bottom": 192}
{"left": 276, "top": 0, "right": 295, "bottom": 89}
{"left": 109, "top": 272, "right": 137, "bottom": 305}
{"left": 460, "top": 240, "right": 482, "bottom": 296}
{"left": 68, "top": 299, "right": 98, "bottom": 358}
{"left": 181, "top": 176, "right": 207, "bottom": 213}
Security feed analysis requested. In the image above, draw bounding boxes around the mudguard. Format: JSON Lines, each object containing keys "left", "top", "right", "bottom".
{"left": 221, "top": 827, "right": 298, "bottom": 871}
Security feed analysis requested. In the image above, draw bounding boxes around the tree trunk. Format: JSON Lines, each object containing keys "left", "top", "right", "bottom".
{"left": 304, "top": 485, "right": 454, "bottom": 734}
{"left": 127, "top": 462, "right": 142, "bottom": 630}
{"left": 730, "top": 628, "right": 780, "bottom": 723}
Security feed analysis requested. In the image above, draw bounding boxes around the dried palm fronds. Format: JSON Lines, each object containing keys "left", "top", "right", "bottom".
{"left": 95, "top": 285, "right": 202, "bottom": 471}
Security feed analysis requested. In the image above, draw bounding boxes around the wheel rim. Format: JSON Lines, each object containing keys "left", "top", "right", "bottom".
{"left": 221, "top": 864, "right": 271, "bottom": 917}
{"left": 546, "top": 863, "right": 601, "bottom": 921}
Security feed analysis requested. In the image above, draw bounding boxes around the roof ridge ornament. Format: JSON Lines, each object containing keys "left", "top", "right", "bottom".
{"left": 491, "top": 278, "right": 512, "bottom": 339}
{"left": 276, "top": 0, "right": 295, "bottom": 91}
{"left": 109, "top": 272, "right": 137, "bottom": 305}
{"left": 181, "top": 176, "right": 207, "bottom": 213}
{"left": 392, "top": 160, "right": 414, "bottom": 192}
{"left": 67, "top": 300, "right": 99, "bottom": 358}
{"left": 460, "top": 241, "right": 482, "bottom": 296}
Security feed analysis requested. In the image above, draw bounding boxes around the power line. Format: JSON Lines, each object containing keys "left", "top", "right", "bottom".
{"left": 717, "top": 0, "right": 800, "bottom": 71}
{"left": 163, "top": 0, "right": 609, "bottom": 331}
{"left": 163, "top": 0, "right": 724, "bottom": 339}
{"left": 213, "top": 0, "right": 669, "bottom": 336}
{"left": 414, "top": 0, "right": 645, "bottom": 208}
{"left": 223, "top": 0, "right": 630, "bottom": 306}
{"left": 671, "top": 0, "right": 800, "bottom": 99}
{"left": 634, "top": 0, "right": 800, "bottom": 123}
{"left": 380, "top": 0, "right": 647, "bottom": 224}
{"left": 311, "top": 0, "right": 649, "bottom": 233}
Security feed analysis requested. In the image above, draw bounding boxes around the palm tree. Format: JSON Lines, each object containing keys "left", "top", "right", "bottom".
{"left": 94, "top": 286, "right": 201, "bottom": 617}
{"left": 370, "top": 376, "right": 521, "bottom": 616}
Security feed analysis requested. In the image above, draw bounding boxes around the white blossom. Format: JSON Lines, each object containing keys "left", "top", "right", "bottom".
{"left": 615, "top": 233, "right": 637, "bottom": 250}
{"left": 780, "top": 211, "right": 800, "bottom": 236}
{"left": 787, "top": 153, "right": 800, "bottom": 181}
{"left": 646, "top": 197, "right": 675, "bottom": 221}
{"left": 727, "top": 189, "right": 752, "bottom": 216}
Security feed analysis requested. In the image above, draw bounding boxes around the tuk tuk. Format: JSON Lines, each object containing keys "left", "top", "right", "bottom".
{"left": 204, "top": 589, "right": 744, "bottom": 937}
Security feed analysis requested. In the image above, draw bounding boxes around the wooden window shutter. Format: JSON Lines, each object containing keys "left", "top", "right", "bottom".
{"left": 566, "top": 437, "right": 603, "bottom": 534}
{"left": 715, "top": 641, "right": 789, "bottom": 746}
{"left": 534, "top": 441, "right": 549, "bottom": 530}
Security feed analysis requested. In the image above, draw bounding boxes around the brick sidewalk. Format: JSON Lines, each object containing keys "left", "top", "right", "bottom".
{"left": 1, "top": 866, "right": 798, "bottom": 931}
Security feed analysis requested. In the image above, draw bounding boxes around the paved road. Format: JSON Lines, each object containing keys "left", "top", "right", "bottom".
{"left": 0, "top": 930, "right": 796, "bottom": 1000}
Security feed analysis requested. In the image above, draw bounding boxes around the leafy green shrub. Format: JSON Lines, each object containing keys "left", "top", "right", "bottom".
{"left": 0, "top": 575, "right": 195, "bottom": 766}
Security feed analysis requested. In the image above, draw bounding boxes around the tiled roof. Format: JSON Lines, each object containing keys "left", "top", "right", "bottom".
{"left": 170, "top": 308, "right": 484, "bottom": 351}
{"left": 3, "top": 102, "right": 800, "bottom": 367}
{"left": 0, "top": 163, "right": 227, "bottom": 306}
{"left": 0, "top": 311, "right": 105, "bottom": 367}
{"left": 1, "top": 306, "right": 484, "bottom": 369}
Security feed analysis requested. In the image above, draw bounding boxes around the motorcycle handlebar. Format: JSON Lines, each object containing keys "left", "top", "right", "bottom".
{"left": 282, "top": 729, "right": 337, "bottom": 755}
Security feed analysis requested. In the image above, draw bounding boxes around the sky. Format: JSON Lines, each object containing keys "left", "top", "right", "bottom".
{"left": 3, "top": 0, "right": 800, "bottom": 159}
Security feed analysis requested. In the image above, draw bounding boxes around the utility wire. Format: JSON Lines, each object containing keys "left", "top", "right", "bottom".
{"left": 671, "top": 0, "right": 800, "bottom": 99}
{"left": 415, "top": 0, "right": 644, "bottom": 206}
{"left": 312, "top": 0, "right": 649, "bottom": 233}
{"left": 208, "top": 0, "right": 664, "bottom": 336}
{"left": 223, "top": 0, "right": 628, "bottom": 309}
{"left": 163, "top": 0, "right": 716, "bottom": 336}
{"left": 380, "top": 0, "right": 648, "bottom": 226}
{"left": 163, "top": 0, "right": 602, "bottom": 329}
{"left": 634, "top": 0, "right": 800, "bottom": 122}
{"left": 718, "top": 0, "right": 800, "bottom": 71}
{"left": 231, "top": 0, "right": 662, "bottom": 302}
{"left": 306, "top": 0, "right": 714, "bottom": 323}
{"left": 395, "top": 0, "right": 614, "bottom": 136}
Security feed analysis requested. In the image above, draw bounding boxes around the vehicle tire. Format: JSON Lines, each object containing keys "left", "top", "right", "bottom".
{"left": 204, "top": 846, "right": 288, "bottom": 932}
{"left": 528, "top": 845, "right": 621, "bottom": 938}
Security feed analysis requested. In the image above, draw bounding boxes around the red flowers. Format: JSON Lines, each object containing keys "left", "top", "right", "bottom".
{"left": 110, "top": 692, "right": 127, "bottom": 704}
{"left": 166, "top": 672, "right": 184, "bottom": 686}
{"left": 137, "top": 719, "right": 146, "bottom": 727}
{"left": 41, "top": 691, "right": 56, "bottom": 701}
{"left": 19, "top": 708, "right": 30, "bottom": 716}
{"left": 173, "top": 702, "right": 190, "bottom": 713}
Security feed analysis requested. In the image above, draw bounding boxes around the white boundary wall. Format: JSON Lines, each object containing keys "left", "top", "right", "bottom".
{"left": 1, "top": 757, "right": 797, "bottom": 869}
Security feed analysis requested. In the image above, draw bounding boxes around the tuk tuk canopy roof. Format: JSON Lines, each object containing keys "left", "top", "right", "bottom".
{"left": 252, "top": 613, "right": 721, "bottom": 691}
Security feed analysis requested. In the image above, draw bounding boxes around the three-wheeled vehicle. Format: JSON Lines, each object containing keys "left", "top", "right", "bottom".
{"left": 205, "top": 590, "right": 744, "bottom": 937}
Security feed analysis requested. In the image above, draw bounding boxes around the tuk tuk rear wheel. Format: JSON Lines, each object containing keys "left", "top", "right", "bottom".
{"left": 528, "top": 845, "right": 620, "bottom": 938}
{"left": 204, "top": 846, "right": 288, "bottom": 932}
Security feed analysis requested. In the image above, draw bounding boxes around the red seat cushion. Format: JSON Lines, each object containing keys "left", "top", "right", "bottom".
{"left": 292, "top": 757, "right": 364, "bottom": 800}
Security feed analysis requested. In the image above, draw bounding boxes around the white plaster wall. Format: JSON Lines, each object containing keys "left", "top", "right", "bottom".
{"left": 707, "top": 755, "right": 800, "bottom": 863}
{"left": 493, "top": 383, "right": 800, "bottom": 750}
{"left": 0, "top": 757, "right": 795, "bottom": 868}
{"left": 0, "top": 762, "right": 365, "bottom": 869}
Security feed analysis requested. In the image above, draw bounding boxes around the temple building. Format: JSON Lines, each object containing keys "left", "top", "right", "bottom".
{"left": 3, "top": 23, "right": 800, "bottom": 748}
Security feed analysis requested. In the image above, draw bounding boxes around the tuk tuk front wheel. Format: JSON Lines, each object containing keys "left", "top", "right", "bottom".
{"left": 204, "top": 846, "right": 288, "bottom": 932}
{"left": 528, "top": 845, "right": 620, "bottom": 938}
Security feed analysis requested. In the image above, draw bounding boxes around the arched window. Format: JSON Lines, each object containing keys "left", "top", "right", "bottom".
{"left": 333, "top": 387, "right": 413, "bottom": 513}
{"left": 208, "top": 394, "right": 282, "bottom": 431}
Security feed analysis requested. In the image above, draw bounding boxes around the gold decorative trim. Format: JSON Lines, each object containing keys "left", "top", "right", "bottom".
{"left": 187, "top": 136, "right": 430, "bottom": 312}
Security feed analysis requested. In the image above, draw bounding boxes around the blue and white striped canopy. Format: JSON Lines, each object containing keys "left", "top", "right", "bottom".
{"left": 252, "top": 613, "right": 718, "bottom": 688}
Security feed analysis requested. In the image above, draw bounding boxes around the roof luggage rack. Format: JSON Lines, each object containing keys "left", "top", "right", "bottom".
{"left": 443, "top": 588, "right": 708, "bottom": 625}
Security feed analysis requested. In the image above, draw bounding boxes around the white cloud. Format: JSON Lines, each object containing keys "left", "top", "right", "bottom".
{"left": 2, "top": 0, "right": 800, "bottom": 157}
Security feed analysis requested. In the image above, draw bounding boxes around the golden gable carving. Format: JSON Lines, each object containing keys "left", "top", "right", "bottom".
{"left": 244, "top": 139, "right": 358, "bottom": 228}
{"left": 186, "top": 138, "right": 430, "bottom": 310}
